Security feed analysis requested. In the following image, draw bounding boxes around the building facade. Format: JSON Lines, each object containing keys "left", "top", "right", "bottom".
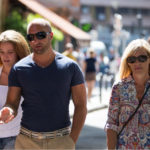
{"left": 80, "top": 0, "right": 150, "bottom": 49}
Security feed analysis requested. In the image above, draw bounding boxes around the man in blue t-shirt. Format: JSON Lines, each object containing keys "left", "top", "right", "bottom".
{"left": 0, "top": 18, "right": 87, "bottom": 149}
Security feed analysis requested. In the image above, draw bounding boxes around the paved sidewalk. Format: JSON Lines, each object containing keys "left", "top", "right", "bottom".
{"left": 69, "top": 85, "right": 111, "bottom": 149}
{"left": 69, "top": 86, "right": 111, "bottom": 116}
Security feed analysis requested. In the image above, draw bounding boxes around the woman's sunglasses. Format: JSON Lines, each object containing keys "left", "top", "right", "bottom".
{"left": 27, "top": 31, "right": 50, "bottom": 42}
{"left": 127, "top": 55, "right": 149, "bottom": 63}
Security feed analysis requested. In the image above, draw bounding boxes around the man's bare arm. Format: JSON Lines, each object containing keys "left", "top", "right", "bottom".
{"left": 70, "top": 83, "right": 87, "bottom": 143}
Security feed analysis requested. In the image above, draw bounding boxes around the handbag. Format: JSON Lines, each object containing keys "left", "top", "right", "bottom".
{"left": 116, "top": 84, "right": 150, "bottom": 149}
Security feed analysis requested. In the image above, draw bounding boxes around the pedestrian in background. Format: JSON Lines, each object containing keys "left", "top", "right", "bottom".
{"left": 72, "top": 47, "right": 85, "bottom": 68}
{"left": 0, "top": 18, "right": 87, "bottom": 150}
{"left": 62, "top": 42, "right": 77, "bottom": 61}
{"left": 105, "top": 39, "right": 150, "bottom": 149}
{"left": 83, "top": 48, "right": 98, "bottom": 101}
{"left": 98, "top": 53, "right": 110, "bottom": 74}
{"left": 0, "top": 30, "right": 30, "bottom": 149}
{"left": 147, "top": 36, "right": 150, "bottom": 45}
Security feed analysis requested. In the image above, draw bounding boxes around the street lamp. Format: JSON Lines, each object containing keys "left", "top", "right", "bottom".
{"left": 111, "top": 0, "right": 118, "bottom": 12}
{"left": 136, "top": 13, "right": 142, "bottom": 37}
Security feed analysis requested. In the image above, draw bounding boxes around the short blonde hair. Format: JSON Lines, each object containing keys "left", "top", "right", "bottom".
{"left": 119, "top": 39, "right": 150, "bottom": 79}
{"left": 0, "top": 30, "right": 30, "bottom": 66}
{"left": 87, "top": 48, "right": 95, "bottom": 56}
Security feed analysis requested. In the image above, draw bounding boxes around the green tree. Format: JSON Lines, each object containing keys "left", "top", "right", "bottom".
{"left": 4, "top": 10, "right": 64, "bottom": 48}
{"left": 4, "top": 9, "right": 27, "bottom": 36}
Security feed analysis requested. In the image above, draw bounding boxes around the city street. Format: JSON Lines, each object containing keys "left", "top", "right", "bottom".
{"left": 1, "top": 1, "right": 150, "bottom": 150}
{"left": 76, "top": 108, "right": 108, "bottom": 150}
{"left": 70, "top": 83, "right": 111, "bottom": 150}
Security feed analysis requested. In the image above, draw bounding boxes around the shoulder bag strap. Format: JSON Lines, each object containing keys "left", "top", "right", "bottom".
{"left": 117, "top": 84, "right": 150, "bottom": 138}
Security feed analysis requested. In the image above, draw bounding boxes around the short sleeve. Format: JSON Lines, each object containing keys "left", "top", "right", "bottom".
{"left": 8, "top": 66, "right": 21, "bottom": 87}
{"left": 104, "top": 83, "right": 120, "bottom": 132}
{"left": 70, "top": 62, "right": 85, "bottom": 86}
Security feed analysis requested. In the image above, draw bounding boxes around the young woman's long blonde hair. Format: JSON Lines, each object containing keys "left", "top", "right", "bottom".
{"left": 119, "top": 39, "right": 150, "bottom": 79}
{"left": 0, "top": 30, "right": 30, "bottom": 66}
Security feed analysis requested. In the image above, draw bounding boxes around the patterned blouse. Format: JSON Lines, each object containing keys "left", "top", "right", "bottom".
{"left": 105, "top": 75, "right": 150, "bottom": 149}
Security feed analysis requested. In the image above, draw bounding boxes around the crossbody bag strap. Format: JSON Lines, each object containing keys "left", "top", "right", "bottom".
{"left": 117, "top": 84, "right": 150, "bottom": 138}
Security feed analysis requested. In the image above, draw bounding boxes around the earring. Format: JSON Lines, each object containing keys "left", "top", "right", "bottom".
{"left": 50, "top": 32, "right": 53, "bottom": 38}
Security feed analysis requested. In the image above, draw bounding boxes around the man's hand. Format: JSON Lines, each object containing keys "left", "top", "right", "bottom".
{"left": 0, "top": 107, "right": 14, "bottom": 124}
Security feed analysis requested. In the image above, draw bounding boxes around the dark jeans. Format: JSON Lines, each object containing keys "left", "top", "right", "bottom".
{"left": 0, "top": 136, "right": 16, "bottom": 150}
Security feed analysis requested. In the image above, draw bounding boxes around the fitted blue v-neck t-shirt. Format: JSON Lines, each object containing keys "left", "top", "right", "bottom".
{"left": 9, "top": 52, "right": 84, "bottom": 132}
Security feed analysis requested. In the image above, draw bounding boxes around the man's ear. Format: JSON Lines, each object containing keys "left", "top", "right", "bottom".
{"left": 50, "top": 32, "right": 53, "bottom": 39}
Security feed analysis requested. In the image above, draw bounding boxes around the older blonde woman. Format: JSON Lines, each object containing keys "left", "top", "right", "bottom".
{"left": 0, "top": 30, "right": 30, "bottom": 149}
{"left": 105, "top": 39, "right": 150, "bottom": 149}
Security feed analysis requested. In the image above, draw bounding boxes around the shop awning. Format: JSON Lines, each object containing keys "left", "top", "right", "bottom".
{"left": 18, "top": 0, "right": 91, "bottom": 41}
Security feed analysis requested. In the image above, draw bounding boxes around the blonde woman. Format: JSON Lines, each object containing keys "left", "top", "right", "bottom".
{"left": 105, "top": 39, "right": 150, "bottom": 149}
{"left": 0, "top": 30, "right": 30, "bottom": 149}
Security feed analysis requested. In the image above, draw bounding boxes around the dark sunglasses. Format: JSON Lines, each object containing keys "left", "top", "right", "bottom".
{"left": 27, "top": 31, "right": 50, "bottom": 41}
{"left": 127, "top": 55, "right": 149, "bottom": 63}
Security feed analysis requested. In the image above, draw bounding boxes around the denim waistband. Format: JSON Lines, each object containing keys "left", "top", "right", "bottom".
{"left": 20, "top": 126, "right": 71, "bottom": 139}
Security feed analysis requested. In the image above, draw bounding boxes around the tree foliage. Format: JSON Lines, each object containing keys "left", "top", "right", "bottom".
{"left": 4, "top": 9, "right": 27, "bottom": 36}
{"left": 4, "top": 10, "right": 64, "bottom": 47}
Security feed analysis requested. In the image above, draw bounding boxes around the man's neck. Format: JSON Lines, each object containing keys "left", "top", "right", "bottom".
{"left": 32, "top": 50, "right": 56, "bottom": 68}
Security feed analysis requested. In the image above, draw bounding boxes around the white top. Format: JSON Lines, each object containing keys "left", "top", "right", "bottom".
{"left": 0, "top": 67, "right": 23, "bottom": 137}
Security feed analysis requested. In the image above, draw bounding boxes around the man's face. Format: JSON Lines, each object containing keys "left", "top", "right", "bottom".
{"left": 27, "top": 24, "right": 51, "bottom": 55}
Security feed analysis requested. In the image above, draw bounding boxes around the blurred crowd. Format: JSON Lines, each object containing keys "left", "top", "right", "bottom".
{"left": 62, "top": 41, "right": 118, "bottom": 101}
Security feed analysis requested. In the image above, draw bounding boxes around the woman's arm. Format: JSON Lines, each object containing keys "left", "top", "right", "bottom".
{"left": 107, "top": 129, "right": 117, "bottom": 150}
{"left": 105, "top": 83, "right": 120, "bottom": 149}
